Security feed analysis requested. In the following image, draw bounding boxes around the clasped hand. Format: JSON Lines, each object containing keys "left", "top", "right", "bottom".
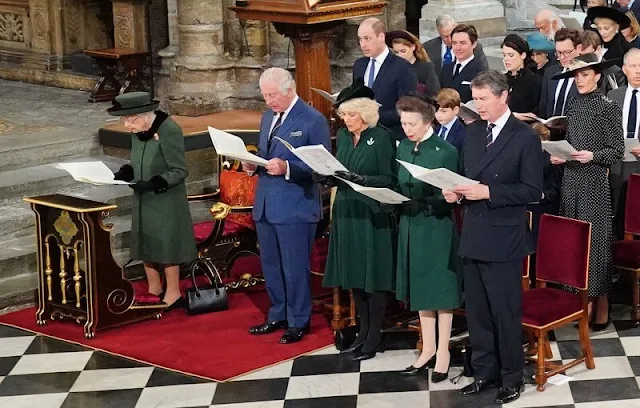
{"left": 550, "top": 150, "right": 593, "bottom": 165}
{"left": 442, "top": 184, "right": 490, "bottom": 202}
{"left": 241, "top": 158, "right": 287, "bottom": 176}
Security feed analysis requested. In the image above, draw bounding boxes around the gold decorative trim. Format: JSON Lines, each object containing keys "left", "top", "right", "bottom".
{"left": 24, "top": 197, "right": 117, "bottom": 213}
{"left": 53, "top": 210, "right": 79, "bottom": 245}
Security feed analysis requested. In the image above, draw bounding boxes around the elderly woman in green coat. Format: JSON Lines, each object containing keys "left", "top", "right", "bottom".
{"left": 323, "top": 80, "right": 396, "bottom": 362}
{"left": 394, "top": 94, "right": 460, "bottom": 382}
{"left": 108, "top": 92, "right": 197, "bottom": 311}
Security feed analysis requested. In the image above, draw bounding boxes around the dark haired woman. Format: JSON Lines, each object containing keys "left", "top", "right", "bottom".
{"left": 502, "top": 34, "right": 542, "bottom": 120}
{"left": 394, "top": 94, "right": 460, "bottom": 382}
{"left": 387, "top": 30, "right": 441, "bottom": 96}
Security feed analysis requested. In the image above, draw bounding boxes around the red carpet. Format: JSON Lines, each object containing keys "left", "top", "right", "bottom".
{"left": 0, "top": 286, "right": 334, "bottom": 382}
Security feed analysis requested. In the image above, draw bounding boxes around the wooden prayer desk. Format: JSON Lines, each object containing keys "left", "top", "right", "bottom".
{"left": 84, "top": 48, "right": 150, "bottom": 103}
{"left": 24, "top": 194, "right": 164, "bottom": 339}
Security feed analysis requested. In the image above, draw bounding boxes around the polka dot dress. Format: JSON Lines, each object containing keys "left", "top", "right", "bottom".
{"left": 561, "top": 90, "right": 624, "bottom": 297}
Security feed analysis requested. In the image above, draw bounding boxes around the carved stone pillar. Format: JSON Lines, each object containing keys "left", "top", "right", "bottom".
{"left": 419, "top": 0, "right": 506, "bottom": 42}
{"left": 158, "top": 0, "right": 178, "bottom": 58}
{"left": 111, "top": 0, "right": 148, "bottom": 51}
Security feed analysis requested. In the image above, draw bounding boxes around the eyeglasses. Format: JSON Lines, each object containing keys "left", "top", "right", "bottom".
{"left": 555, "top": 49, "right": 575, "bottom": 58}
{"left": 120, "top": 115, "right": 141, "bottom": 124}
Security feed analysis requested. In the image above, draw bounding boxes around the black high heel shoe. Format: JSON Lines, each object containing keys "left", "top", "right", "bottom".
{"left": 399, "top": 363, "right": 429, "bottom": 376}
{"left": 431, "top": 370, "right": 449, "bottom": 383}
{"left": 340, "top": 341, "right": 364, "bottom": 354}
{"left": 163, "top": 297, "right": 186, "bottom": 312}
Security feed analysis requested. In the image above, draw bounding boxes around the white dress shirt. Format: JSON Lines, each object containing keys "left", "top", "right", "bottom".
{"left": 487, "top": 108, "right": 512, "bottom": 145}
{"left": 553, "top": 75, "right": 574, "bottom": 116}
{"left": 624, "top": 86, "right": 640, "bottom": 139}
{"left": 364, "top": 47, "right": 390, "bottom": 87}
{"left": 439, "top": 117, "right": 458, "bottom": 141}
{"left": 454, "top": 55, "right": 475, "bottom": 73}
{"left": 269, "top": 95, "right": 299, "bottom": 180}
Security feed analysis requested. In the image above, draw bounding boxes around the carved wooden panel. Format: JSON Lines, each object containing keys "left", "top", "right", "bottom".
{"left": 0, "top": 2, "right": 29, "bottom": 50}
{"left": 112, "top": 0, "right": 146, "bottom": 51}
{"left": 29, "top": 0, "right": 51, "bottom": 53}
{"left": 62, "top": 0, "right": 84, "bottom": 53}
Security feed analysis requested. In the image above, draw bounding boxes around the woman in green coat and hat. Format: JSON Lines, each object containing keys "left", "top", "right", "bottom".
{"left": 108, "top": 92, "right": 197, "bottom": 311}
{"left": 394, "top": 94, "right": 460, "bottom": 382}
{"left": 322, "top": 79, "right": 396, "bottom": 362}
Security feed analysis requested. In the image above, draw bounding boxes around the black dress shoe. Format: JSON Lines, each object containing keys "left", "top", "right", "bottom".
{"left": 279, "top": 326, "right": 310, "bottom": 344}
{"left": 431, "top": 370, "right": 449, "bottom": 383}
{"left": 459, "top": 379, "right": 497, "bottom": 396}
{"left": 163, "top": 297, "right": 186, "bottom": 312}
{"left": 352, "top": 350, "right": 376, "bottom": 361}
{"left": 340, "top": 341, "right": 364, "bottom": 354}
{"left": 591, "top": 319, "right": 611, "bottom": 332}
{"left": 249, "top": 320, "right": 288, "bottom": 335}
{"left": 399, "top": 363, "right": 429, "bottom": 376}
{"left": 495, "top": 381, "right": 525, "bottom": 404}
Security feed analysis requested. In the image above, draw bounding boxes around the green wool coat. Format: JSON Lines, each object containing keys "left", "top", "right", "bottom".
{"left": 323, "top": 126, "right": 396, "bottom": 293}
{"left": 395, "top": 135, "right": 461, "bottom": 310}
{"left": 129, "top": 115, "right": 197, "bottom": 264}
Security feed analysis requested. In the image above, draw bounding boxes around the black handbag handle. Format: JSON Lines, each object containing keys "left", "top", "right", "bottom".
{"left": 190, "top": 259, "right": 224, "bottom": 294}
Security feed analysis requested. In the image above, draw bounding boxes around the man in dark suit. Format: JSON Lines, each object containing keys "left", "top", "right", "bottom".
{"left": 539, "top": 29, "right": 581, "bottom": 118}
{"left": 423, "top": 14, "right": 489, "bottom": 82}
{"left": 441, "top": 24, "right": 486, "bottom": 103}
{"left": 353, "top": 17, "right": 417, "bottom": 141}
{"left": 243, "top": 67, "right": 331, "bottom": 344}
{"left": 443, "top": 70, "right": 543, "bottom": 405}
{"left": 615, "top": 0, "right": 640, "bottom": 20}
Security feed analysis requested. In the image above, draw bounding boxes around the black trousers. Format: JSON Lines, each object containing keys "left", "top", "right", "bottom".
{"left": 352, "top": 289, "right": 387, "bottom": 353}
{"left": 464, "top": 258, "right": 524, "bottom": 388}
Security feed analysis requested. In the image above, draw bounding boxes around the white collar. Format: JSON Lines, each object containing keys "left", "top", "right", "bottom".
{"left": 277, "top": 95, "right": 299, "bottom": 120}
{"left": 415, "top": 127, "right": 434, "bottom": 150}
{"left": 455, "top": 54, "right": 475, "bottom": 68}
{"left": 490, "top": 108, "right": 511, "bottom": 130}
{"left": 372, "top": 47, "right": 390, "bottom": 65}
{"left": 442, "top": 116, "right": 458, "bottom": 130}
{"left": 627, "top": 86, "right": 640, "bottom": 93}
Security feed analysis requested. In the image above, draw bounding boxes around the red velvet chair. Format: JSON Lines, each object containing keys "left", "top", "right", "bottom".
{"left": 522, "top": 214, "right": 594, "bottom": 391}
{"left": 612, "top": 173, "right": 640, "bottom": 324}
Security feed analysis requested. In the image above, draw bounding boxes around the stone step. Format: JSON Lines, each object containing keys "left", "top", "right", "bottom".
{"left": 0, "top": 274, "right": 38, "bottom": 314}
{"left": 0, "top": 236, "right": 38, "bottom": 284}
{"left": 0, "top": 155, "right": 129, "bottom": 203}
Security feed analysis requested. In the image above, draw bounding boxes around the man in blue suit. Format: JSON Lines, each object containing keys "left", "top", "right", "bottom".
{"left": 353, "top": 17, "right": 417, "bottom": 141}
{"left": 243, "top": 67, "right": 331, "bottom": 344}
{"left": 615, "top": 0, "right": 640, "bottom": 20}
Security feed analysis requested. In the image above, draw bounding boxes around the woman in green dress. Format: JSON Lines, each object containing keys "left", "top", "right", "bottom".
{"left": 323, "top": 81, "right": 396, "bottom": 362}
{"left": 108, "top": 92, "right": 197, "bottom": 311}
{"left": 394, "top": 94, "right": 460, "bottom": 382}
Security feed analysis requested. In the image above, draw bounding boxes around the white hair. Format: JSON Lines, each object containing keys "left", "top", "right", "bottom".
{"left": 536, "top": 9, "right": 566, "bottom": 28}
{"left": 338, "top": 98, "right": 380, "bottom": 128}
{"left": 436, "top": 14, "right": 456, "bottom": 29}
{"left": 624, "top": 47, "right": 640, "bottom": 65}
{"left": 259, "top": 67, "right": 296, "bottom": 95}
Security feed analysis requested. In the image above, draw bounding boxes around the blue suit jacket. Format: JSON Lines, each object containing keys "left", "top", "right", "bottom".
{"left": 437, "top": 118, "right": 466, "bottom": 152}
{"left": 353, "top": 51, "right": 417, "bottom": 140}
{"left": 458, "top": 115, "right": 543, "bottom": 262}
{"left": 252, "top": 99, "right": 331, "bottom": 224}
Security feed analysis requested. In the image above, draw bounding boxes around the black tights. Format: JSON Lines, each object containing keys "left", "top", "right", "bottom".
{"left": 352, "top": 289, "right": 387, "bottom": 353}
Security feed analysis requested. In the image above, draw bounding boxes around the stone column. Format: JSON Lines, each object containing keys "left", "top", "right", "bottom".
{"left": 419, "top": 0, "right": 506, "bottom": 42}
{"left": 158, "top": 0, "right": 178, "bottom": 58}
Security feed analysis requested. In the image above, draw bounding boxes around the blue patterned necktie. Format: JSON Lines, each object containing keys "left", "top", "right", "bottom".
{"left": 367, "top": 58, "right": 376, "bottom": 87}
{"left": 486, "top": 123, "right": 496, "bottom": 147}
{"left": 439, "top": 126, "right": 448, "bottom": 140}
{"left": 443, "top": 46, "right": 453, "bottom": 65}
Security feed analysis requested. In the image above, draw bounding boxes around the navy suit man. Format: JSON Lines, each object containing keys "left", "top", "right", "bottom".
{"left": 441, "top": 24, "right": 486, "bottom": 103}
{"left": 443, "top": 70, "right": 543, "bottom": 405}
{"left": 244, "top": 67, "right": 331, "bottom": 344}
{"left": 614, "top": 0, "right": 640, "bottom": 20}
{"left": 436, "top": 118, "right": 465, "bottom": 151}
{"left": 353, "top": 17, "right": 417, "bottom": 141}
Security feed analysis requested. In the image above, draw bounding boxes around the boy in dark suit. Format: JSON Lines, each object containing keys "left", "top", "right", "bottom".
{"left": 353, "top": 17, "right": 417, "bottom": 141}
{"left": 441, "top": 24, "right": 486, "bottom": 103}
{"left": 443, "top": 70, "right": 543, "bottom": 405}
{"left": 434, "top": 88, "right": 466, "bottom": 151}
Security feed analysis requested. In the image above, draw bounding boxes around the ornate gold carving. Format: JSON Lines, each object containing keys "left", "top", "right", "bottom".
{"left": 43, "top": 234, "right": 55, "bottom": 301}
{"left": 227, "top": 273, "right": 265, "bottom": 290}
{"left": 73, "top": 241, "right": 84, "bottom": 308}
{"left": 0, "top": 12, "right": 24, "bottom": 42}
{"left": 53, "top": 210, "right": 79, "bottom": 245}
{"left": 210, "top": 202, "right": 231, "bottom": 220}
{"left": 58, "top": 245, "right": 67, "bottom": 304}
{"left": 106, "top": 289, "right": 130, "bottom": 314}
{"left": 98, "top": 211, "right": 114, "bottom": 232}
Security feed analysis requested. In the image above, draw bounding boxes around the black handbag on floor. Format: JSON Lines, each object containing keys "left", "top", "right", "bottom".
{"left": 186, "top": 258, "right": 228, "bottom": 315}
{"left": 334, "top": 324, "right": 359, "bottom": 351}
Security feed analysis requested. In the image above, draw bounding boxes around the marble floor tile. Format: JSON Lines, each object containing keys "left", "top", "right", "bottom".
{"left": 358, "top": 371, "right": 429, "bottom": 394}
{"left": 0, "top": 326, "right": 33, "bottom": 338}
{"left": 575, "top": 399, "right": 640, "bottom": 408}
{"left": 0, "top": 372, "right": 80, "bottom": 396}
{"left": 620, "top": 336, "right": 640, "bottom": 356}
{"left": 61, "top": 389, "right": 142, "bottom": 408}
{"left": 564, "top": 356, "right": 634, "bottom": 380}
{"left": 358, "top": 350, "right": 419, "bottom": 373}
{"left": 356, "top": 391, "right": 430, "bottom": 408}
{"left": 145, "top": 368, "right": 211, "bottom": 387}
{"left": 10, "top": 352, "right": 93, "bottom": 375}
{"left": 0, "top": 357, "right": 19, "bottom": 376}
{"left": 558, "top": 338, "right": 626, "bottom": 359}
{"left": 83, "top": 352, "right": 146, "bottom": 371}
{"left": 0, "top": 337, "right": 34, "bottom": 358}
{"left": 24, "top": 337, "right": 89, "bottom": 355}
{"left": 70, "top": 367, "right": 154, "bottom": 392}
{"left": 569, "top": 377, "right": 640, "bottom": 403}
{"left": 210, "top": 402, "right": 285, "bottom": 408}
{"left": 235, "top": 360, "right": 294, "bottom": 381}
{"left": 291, "top": 354, "right": 360, "bottom": 377}
{"left": 285, "top": 373, "right": 360, "bottom": 400}
{"left": 506, "top": 383, "right": 574, "bottom": 408}
{"left": 307, "top": 346, "right": 340, "bottom": 356}
{"left": 212, "top": 378, "right": 289, "bottom": 405}
{"left": 284, "top": 396, "right": 357, "bottom": 408}
{"left": 0, "top": 393, "right": 68, "bottom": 408}
{"left": 134, "top": 383, "right": 217, "bottom": 408}
{"left": 552, "top": 325, "right": 618, "bottom": 342}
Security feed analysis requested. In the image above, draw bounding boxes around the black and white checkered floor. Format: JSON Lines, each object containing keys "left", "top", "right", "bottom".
{"left": 2, "top": 305, "right": 640, "bottom": 407}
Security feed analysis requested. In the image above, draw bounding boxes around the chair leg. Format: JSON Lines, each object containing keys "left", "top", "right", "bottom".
{"left": 578, "top": 314, "right": 596, "bottom": 370}
{"left": 349, "top": 289, "right": 356, "bottom": 326}
{"left": 544, "top": 334, "right": 553, "bottom": 359}
{"left": 536, "top": 332, "right": 547, "bottom": 392}
{"left": 633, "top": 271, "right": 640, "bottom": 324}
{"left": 332, "top": 287, "right": 343, "bottom": 330}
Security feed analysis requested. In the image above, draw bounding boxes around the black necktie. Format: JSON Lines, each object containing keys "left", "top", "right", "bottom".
{"left": 628, "top": 89, "right": 638, "bottom": 138}
{"left": 553, "top": 79, "right": 569, "bottom": 117}
{"left": 268, "top": 113, "right": 282, "bottom": 148}
{"left": 453, "top": 63, "right": 461, "bottom": 78}
{"left": 486, "top": 123, "right": 496, "bottom": 148}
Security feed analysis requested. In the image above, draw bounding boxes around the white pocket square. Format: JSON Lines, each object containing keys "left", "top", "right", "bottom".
{"left": 461, "top": 81, "right": 472, "bottom": 85}
{"left": 290, "top": 131, "right": 303, "bottom": 137}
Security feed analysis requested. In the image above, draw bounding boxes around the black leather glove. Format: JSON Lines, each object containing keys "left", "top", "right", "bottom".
{"left": 129, "top": 180, "right": 153, "bottom": 193}
{"left": 113, "top": 164, "right": 134, "bottom": 182}
{"left": 380, "top": 203, "right": 397, "bottom": 214}
{"left": 400, "top": 200, "right": 429, "bottom": 216}
{"left": 312, "top": 173, "right": 337, "bottom": 188}
{"left": 335, "top": 170, "right": 366, "bottom": 185}
{"left": 129, "top": 176, "right": 168, "bottom": 194}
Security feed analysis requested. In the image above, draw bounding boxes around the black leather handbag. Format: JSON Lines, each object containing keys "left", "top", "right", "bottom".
{"left": 334, "top": 324, "right": 359, "bottom": 351}
{"left": 186, "top": 258, "right": 228, "bottom": 315}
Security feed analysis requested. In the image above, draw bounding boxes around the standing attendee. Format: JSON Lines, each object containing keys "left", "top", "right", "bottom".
{"left": 434, "top": 88, "right": 466, "bottom": 151}
{"left": 550, "top": 54, "right": 624, "bottom": 331}
{"left": 323, "top": 81, "right": 396, "bottom": 362}
{"left": 609, "top": 48, "right": 640, "bottom": 239}
{"left": 534, "top": 9, "right": 565, "bottom": 41}
{"left": 577, "top": 30, "right": 627, "bottom": 94}
{"left": 442, "top": 70, "right": 543, "bottom": 405}
{"left": 614, "top": 0, "right": 640, "bottom": 21}
{"left": 502, "top": 34, "right": 542, "bottom": 118}
{"left": 243, "top": 67, "right": 331, "bottom": 344}
{"left": 394, "top": 94, "right": 460, "bottom": 383}
{"left": 527, "top": 32, "right": 557, "bottom": 79}
{"left": 387, "top": 30, "right": 441, "bottom": 96}
{"left": 353, "top": 18, "right": 417, "bottom": 141}
{"left": 423, "top": 15, "right": 489, "bottom": 82}
{"left": 539, "top": 29, "right": 581, "bottom": 118}
{"left": 584, "top": 0, "right": 607, "bottom": 32}
{"left": 622, "top": 10, "right": 640, "bottom": 48}
{"left": 109, "top": 92, "right": 197, "bottom": 310}
{"left": 441, "top": 24, "right": 486, "bottom": 103}
{"left": 588, "top": 6, "right": 632, "bottom": 64}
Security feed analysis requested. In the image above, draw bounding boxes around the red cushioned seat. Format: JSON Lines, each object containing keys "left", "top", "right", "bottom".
{"left": 522, "top": 287, "right": 582, "bottom": 327}
{"left": 193, "top": 220, "right": 250, "bottom": 243}
{"left": 613, "top": 240, "right": 640, "bottom": 269}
